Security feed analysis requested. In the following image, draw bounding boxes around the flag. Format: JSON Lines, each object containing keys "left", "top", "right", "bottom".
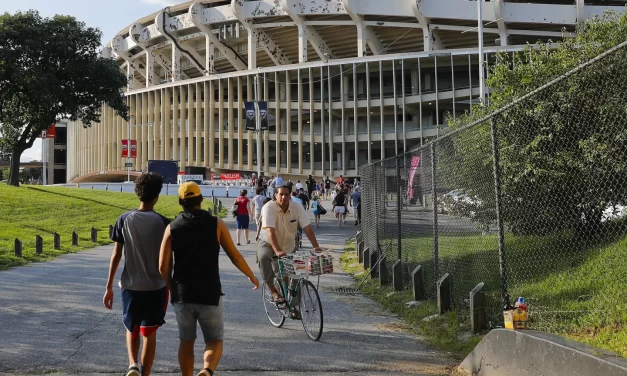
{"left": 121, "top": 139, "right": 129, "bottom": 158}
{"left": 259, "top": 101, "right": 269, "bottom": 130}
{"left": 130, "top": 140, "right": 137, "bottom": 158}
{"left": 244, "top": 101, "right": 256, "bottom": 131}
{"left": 407, "top": 156, "right": 421, "bottom": 199}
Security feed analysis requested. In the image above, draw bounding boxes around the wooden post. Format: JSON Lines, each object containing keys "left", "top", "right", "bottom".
{"left": 53, "top": 232, "right": 61, "bottom": 250}
{"left": 369, "top": 250, "right": 378, "bottom": 278}
{"left": 412, "top": 265, "right": 425, "bottom": 301}
{"left": 379, "top": 256, "right": 388, "bottom": 284}
{"left": 35, "top": 235, "right": 43, "bottom": 255}
{"left": 393, "top": 260, "right": 403, "bottom": 291}
{"left": 91, "top": 227, "right": 98, "bottom": 242}
{"left": 357, "top": 241, "right": 364, "bottom": 262}
{"left": 72, "top": 231, "right": 79, "bottom": 246}
{"left": 363, "top": 247, "right": 370, "bottom": 269}
{"left": 14, "top": 239, "right": 22, "bottom": 257}
{"left": 470, "top": 282, "right": 487, "bottom": 333}
{"left": 437, "top": 273, "right": 452, "bottom": 315}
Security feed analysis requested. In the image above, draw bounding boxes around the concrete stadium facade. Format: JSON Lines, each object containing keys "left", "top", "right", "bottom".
{"left": 66, "top": 0, "right": 626, "bottom": 182}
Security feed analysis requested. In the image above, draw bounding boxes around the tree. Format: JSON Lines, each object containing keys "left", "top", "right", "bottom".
{"left": 0, "top": 10, "right": 129, "bottom": 186}
{"left": 443, "top": 10, "right": 627, "bottom": 236}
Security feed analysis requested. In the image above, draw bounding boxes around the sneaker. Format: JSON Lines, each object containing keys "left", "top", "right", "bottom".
{"left": 126, "top": 365, "right": 140, "bottom": 376}
{"left": 197, "top": 368, "right": 214, "bottom": 376}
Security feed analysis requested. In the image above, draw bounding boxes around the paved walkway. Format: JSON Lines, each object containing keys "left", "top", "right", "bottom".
{"left": 0, "top": 197, "right": 453, "bottom": 375}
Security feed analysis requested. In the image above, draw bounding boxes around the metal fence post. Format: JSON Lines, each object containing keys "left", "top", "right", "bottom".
{"left": 431, "top": 143, "right": 439, "bottom": 289}
{"left": 490, "top": 118, "right": 508, "bottom": 303}
{"left": 396, "top": 156, "right": 402, "bottom": 266}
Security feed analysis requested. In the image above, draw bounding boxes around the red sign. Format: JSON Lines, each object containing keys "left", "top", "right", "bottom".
{"left": 41, "top": 124, "right": 56, "bottom": 138}
{"left": 121, "top": 139, "right": 129, "bottom": 158}
{"left": 130, "top": 140, "right": 137, "bottom": 158}
{"left": 220, "top": 173, "right": 241, "bottom": 180}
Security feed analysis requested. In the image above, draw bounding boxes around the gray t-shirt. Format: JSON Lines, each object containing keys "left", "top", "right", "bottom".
{"left": 111, "top": 210, "right": 170, "bottom": 291}
{"left": 252, "top": 194, "right": 266, "bottom": 215}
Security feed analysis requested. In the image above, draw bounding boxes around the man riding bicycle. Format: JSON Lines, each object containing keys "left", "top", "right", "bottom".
{"left": 257, "top": 185, "right": 323, "bottom": 313}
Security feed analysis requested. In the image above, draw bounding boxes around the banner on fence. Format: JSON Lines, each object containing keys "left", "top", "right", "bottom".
{"left": 407, "top": 156, "right": 420, "bottom": 199}
{"left": 245, "top": 101, "right": 256, "bottom": 131}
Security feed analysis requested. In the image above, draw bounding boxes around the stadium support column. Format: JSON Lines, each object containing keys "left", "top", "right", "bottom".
{"left": 172, "top": 43, "right": 181, "bottom": 82}
{"left": 248, "top": 27, "right": 257, "bottom": 69}
{"left": 298, "top": 25, "right": 307, "bottom": 63}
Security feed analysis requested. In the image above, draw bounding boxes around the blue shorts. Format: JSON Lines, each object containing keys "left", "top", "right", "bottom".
{"left": 313, "top": 210, "right": 319, "bottom": 216}
{"left": 121, "top": 287, "right": 168, "bottom": 338}
{"left": 172, "top": 297, "right": 224, "bottom": 342}
{"left": 236, "top": 214, "right": 250, "bottom": 229}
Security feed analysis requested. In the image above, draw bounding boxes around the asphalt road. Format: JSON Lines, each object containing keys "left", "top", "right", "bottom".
{"left": 0, "top": 197, "right": 454, "bottom": 375}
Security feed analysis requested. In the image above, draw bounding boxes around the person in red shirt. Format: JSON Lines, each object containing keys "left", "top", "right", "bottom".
{"left": 234, "top": 190, "right": 252, "bottom": 245}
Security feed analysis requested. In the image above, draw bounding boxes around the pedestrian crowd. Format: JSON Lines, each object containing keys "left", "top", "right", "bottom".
{"left": 103, "top": 172, "right": 360, "bottom": 376}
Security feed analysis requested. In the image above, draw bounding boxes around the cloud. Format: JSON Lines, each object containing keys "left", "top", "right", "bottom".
{"left": 21, "top": 139, "right": 42, "bottom": 162}
{"left": 139, "top": 0, "right": 175, "bottom": 6}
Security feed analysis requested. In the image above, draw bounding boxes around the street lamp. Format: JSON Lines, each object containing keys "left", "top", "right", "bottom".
{"left": 254, "top": 67, "right": 263, "bottom": 180}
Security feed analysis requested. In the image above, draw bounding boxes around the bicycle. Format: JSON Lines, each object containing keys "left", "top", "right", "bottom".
{"left": 262, "top": 251, "right": 331, "bottom": 341}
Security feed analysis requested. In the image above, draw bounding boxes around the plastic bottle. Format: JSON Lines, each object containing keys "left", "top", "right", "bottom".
{"left": 514, "top": 297, "right": 528, "bottom": 329}
{"left": 503, "top": 293, "right": 514, "bottom": 330}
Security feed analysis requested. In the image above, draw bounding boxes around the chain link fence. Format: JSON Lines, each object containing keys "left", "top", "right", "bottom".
{"left": 359, "top": 41, "right": 627, "bottom": 332}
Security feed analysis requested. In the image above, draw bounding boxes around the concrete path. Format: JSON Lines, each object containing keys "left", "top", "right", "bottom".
{"left": 0, "top": 197, "right": 453, "bottom": 375}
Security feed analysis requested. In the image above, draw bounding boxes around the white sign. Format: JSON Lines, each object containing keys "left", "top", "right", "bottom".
{"left": 177, "top": 174, "right": 204, "bottom": 184}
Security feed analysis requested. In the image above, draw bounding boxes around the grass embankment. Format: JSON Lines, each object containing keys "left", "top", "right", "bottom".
{"left": 339, "top": 242, "right": 482, "bottom": 360}
{"left": 341, "top": 225, "right": 627, "bottom": 358}
{"left": 0, "top": 184, "right": 223, "bottom": 270}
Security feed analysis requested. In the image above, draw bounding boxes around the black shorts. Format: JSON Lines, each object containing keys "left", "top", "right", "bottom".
{"left": 122, "top": 286, "right": 168, "bottom": 337}
{"left": 236, "top": 214, "right": 250, "bottom": 229}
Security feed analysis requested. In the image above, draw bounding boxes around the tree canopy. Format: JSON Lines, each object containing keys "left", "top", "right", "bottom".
{"left": 442, "top": 10, "right": 627, "bottom": 236}
{"left": 0, "top": 10, "right": 129, "bottom": 186}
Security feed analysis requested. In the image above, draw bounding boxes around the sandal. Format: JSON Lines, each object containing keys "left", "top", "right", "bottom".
{"left": 271, "top": 296, "right": 286, "bottom": 305}
{"left": 247, "top": 240, "right": 251, "bottom": 244}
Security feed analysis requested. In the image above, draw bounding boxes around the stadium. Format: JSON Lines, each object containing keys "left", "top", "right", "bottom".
{"left": 65, "top": 0, "right": 626, "bottom": 183}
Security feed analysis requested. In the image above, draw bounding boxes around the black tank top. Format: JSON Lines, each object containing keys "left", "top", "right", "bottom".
{"left": 170, "top": 209, "right": 222, "bottom": 305}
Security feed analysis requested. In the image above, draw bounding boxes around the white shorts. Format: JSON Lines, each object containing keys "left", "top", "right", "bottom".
{"left": 335, "top": 206, "right": 346, "bottom": 214}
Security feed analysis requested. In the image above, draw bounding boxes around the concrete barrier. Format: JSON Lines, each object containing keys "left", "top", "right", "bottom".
{"left": 459, "top": 328, "right": 627, "bottom": 376}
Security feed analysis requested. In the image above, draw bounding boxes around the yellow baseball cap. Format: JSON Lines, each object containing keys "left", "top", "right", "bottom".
{"left": 178, "top": 181, "right": 202, "bottom": 199}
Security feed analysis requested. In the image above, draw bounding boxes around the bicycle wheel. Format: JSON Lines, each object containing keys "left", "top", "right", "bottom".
{"left": 262, "top": 279, "right": 286, "bottom": 328}
{"left": 299, "top": 279, "right": 324, "bottom": 341}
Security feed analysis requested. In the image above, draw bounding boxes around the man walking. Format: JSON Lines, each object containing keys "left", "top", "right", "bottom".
{"left": 305, "top": 175, "right": 316, "bottom": 199}
{"left": 159, "top": 182, "right": 259, "bottom": 376}
{"left": 103, "top": 172, "right": 170, "bottom": 376}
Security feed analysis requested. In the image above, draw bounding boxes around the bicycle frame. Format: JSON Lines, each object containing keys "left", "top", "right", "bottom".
{"left": 275, "top": 258, "right": 304, "bottom": 312}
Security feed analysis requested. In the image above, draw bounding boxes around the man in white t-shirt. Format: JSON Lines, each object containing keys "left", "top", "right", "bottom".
{"left": 251, "top": 188, "right": 267, "bottom": 225}
{"left": 295, "top": 180, "right": 303, "bottom": 191}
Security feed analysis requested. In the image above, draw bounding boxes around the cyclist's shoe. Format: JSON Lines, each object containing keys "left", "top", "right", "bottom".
{"left": 126, "top": 365, "right": 140, "bottom": 376}
{"left": 271, "top": 295, "right": 286, "bottom": 307}
{"left": 290, "top": 310, "right": 302, "bottom": 320}
{"left": 197, "top": 368, "right": 214, "bottom": 376}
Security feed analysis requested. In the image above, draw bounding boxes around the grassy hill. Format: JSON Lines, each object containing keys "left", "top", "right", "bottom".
{"left": 0, "top": 184, "right": 220, "bottom": 270}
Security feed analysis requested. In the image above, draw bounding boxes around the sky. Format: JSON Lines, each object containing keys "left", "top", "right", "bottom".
{"left": 0, "top": 0, "right": 179, "bottom": 161}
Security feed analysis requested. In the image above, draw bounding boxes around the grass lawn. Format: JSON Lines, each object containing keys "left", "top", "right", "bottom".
{"left": 0, "top": 184, "right": 224, "bottom": 271}
{"left": 348, "top": 220, "right": 627, "bottom": 358}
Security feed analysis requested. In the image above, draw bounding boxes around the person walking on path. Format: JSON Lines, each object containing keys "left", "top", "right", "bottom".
{"left": 234, "top": 190, "right": 252, "bottom": 245}
{"left": 332, "top": 189, "right": 348, "bottom": 228}
{"left": 251, "top": 188, "right": 266, "bottom": 227}
{"left": 351, "top": 186, "right": 361, "bottom": 226}
{"left": 305, "top": 175, "right": 316, "bottom": 199}
{"left": 324, "top": 176, "right": 332, "bottom": 200}
{"left": 103, "top": 172, "right": 171, "bottom": 376}
{"left": 311, "top": 194, "right": 321, "bottom": 228}
{"left": 257, "top": 185, "right": 323, "bottom": 311}
{"left": 159, "top": 182, "right": 259, "bottom": 376}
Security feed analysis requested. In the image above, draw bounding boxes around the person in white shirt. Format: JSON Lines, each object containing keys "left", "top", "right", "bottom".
{"left": 257, "top": 185, "right": 322, "bottom": 313}
{"left": 251, "top": 188, "right": 266, "bottom": 225}
{"left": 295, "top": 180, "right": 303, "bottom": 191}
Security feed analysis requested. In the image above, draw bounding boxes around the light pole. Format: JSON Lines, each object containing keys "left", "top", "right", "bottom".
{"left": 254, "top": 69, "right": 262, "bottom": 180}
{"left": 478, "top": 0, "right": 485, "bottom": 104}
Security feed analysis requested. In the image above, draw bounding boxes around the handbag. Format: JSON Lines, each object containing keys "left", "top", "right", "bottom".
{"left": 318, "top": 204, "right": 327, "bottom": 215}
{"left": 231, "top": 201, "right": 239, "bottom": 216}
